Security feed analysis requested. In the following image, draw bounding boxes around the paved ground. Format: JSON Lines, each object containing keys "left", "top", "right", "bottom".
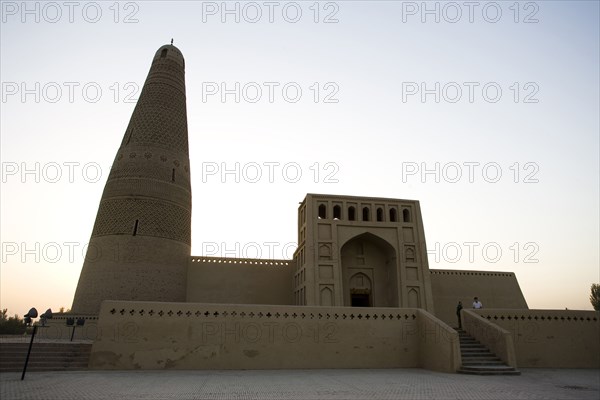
{"left": 1, "top": 368, "right": 598, "bottom": 400}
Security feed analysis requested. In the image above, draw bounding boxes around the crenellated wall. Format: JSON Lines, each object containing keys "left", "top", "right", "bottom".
{"left": 473, "top": 309, "right": 599, "bottom": 368}
{"left": 89, "top": 301, "right": 459, "bottom": 372}
{"left": 430, "top": 269, "right": 528, "bottom": 326}
{"left": 187, "top": 257, "right": 294, "bottom": 305}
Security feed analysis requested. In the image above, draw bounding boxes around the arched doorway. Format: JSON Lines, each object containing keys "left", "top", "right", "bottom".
{"left": 340, "top": 233, "right": 398, "bottom": 307}
{"left": 349, "top": 272, "right": 372, "bottom": 307}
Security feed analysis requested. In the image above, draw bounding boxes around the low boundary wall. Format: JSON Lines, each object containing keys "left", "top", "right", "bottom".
{"left": 473, "top": 309, "right": 599, "bottom": 368}
{"left": 89, "top": 301, "right": 460, "bottom": 372}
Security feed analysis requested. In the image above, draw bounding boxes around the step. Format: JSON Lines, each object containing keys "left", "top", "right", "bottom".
{"left": 455, "top": 329, "right": 520, "bottom": 376}
{"left": 463, "top": 357, "right": 504, "bottom": 364}
{"left": 0, "top": 342, "right": 91, "bottom": 372}
{"left": 461, "top": 349, "right": 493, "bottom": 354}
{"left": 460, "top": 343, "right": 487, "bottom": 348}
{"left": 462, "top": 355, "right": 496, "bottom": 360}
{"left": 462, "top": 360, "right": 507, "bottom": 366}
{"left": 458, "top": 365, "right": 521, "bottom": 376}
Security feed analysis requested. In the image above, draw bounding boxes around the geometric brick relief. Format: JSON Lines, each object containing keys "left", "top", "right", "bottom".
{"left": 91, "top": 198, "right": 191, "bottom": 245}
{"left": 106, "top": 306, "right": 419, "bottom": 321}
{"left": 125, "top": 79, "right": 189, "bottom": 154}
{"left": 482, "top": 313, "right": 598, "bottom": 322}
{"left": 100, "top": 178, "right": 191, "bottom": 209}
{"left": 108, "top": 162, "right": 190, "bottom": 190}
{"left": 150, "top": 60, "right": 186, "bottom": 84}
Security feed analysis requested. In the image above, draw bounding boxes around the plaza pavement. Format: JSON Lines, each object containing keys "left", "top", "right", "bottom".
{"left": 1, "top": 368, "right": 599, "bottom": 400}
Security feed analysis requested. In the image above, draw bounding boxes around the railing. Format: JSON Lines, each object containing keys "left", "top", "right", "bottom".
{"left": 462, "top": 309, "right": 517, "bottom": 368}
{"left": 417, "top": 309, "right": 461, "bottom": 372}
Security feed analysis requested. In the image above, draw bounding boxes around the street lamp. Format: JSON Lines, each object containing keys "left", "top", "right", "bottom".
{"left": 23, "top": 308, "right": 38, "bottom": 326}
{"left": 40, "top": 309, "right": 53, "bottom": 326}
{"left": 66, "top": 316, "right": 85, "bottom": 341}
{"left": 21, "top": 307, "right": 52, "bottom": 380}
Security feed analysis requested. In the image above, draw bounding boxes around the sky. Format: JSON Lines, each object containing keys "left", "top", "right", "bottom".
{"left": 1, "top": 1, "right": 599, "bottom": 316}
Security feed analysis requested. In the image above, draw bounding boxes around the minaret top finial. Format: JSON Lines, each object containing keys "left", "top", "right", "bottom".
{"left": 171, "top": 38, "right": 174, "bottom": 45}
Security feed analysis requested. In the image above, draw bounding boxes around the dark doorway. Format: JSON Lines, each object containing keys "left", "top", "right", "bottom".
{"left": 351, "top": 293, "right": 371, "bottom": 307}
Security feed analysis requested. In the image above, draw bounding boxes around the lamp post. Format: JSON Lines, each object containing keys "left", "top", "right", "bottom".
{"left": 21, "top": 307, "right": 38, "bottom": 381}
{"left": 21, "top": 308, "right": 52, "bottom": 381}
{"left": 66, "top": 317, "right": 85, "bottom": 341}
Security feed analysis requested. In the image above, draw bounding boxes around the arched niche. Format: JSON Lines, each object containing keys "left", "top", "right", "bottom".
{"left": 340, "top": 232, "right": 399, "bottom": 307}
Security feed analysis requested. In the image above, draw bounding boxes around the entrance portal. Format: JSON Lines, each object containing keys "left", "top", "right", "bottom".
{"left": 341, "top": 233, "right": 399, "bottom": 307}
{"left": 351, "top": 292, "right": 371, "bottom": 307}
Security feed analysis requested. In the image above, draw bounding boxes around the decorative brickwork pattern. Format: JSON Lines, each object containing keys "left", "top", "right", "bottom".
{"left": 72, "top": 45, "right": 192, "bottom": 315}
{"left": 92, "top": 198, "right": 191, "bottom": 245}
{"left": 480, "top": 313, "right": 598, "bottom": 322}
{"left": 122, "top": 60, "right": 188, "bottom": 153}
{"left": 107, "top": 162, "right": 191, "bottom": 190}
{"left": 107, "top": 306, "right": 417, "bottom": 321}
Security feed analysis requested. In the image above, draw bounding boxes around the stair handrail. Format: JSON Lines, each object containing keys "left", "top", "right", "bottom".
{"left": 461, "top": 309, "right": 517, "bottom": 368}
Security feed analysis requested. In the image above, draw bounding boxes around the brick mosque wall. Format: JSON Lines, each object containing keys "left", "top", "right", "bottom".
{"left": 471, "top": 309, "right": 599, "bottom": 368}
{"left": 430, "top": 269, "right": 528, "bottom": 326}
{"left": 88, "top": 301, "right": 460, "bottom": 372}
{"left": 187, "top": 257, "right": 295, "bottom": 305}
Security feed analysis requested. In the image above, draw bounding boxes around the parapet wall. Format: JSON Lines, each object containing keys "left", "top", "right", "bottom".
{"left": 89, "top": 300, "right": 460, "bottom": 372}
{"left": 187, "top": 257, "right": 294, "bottom": 305}
{"left": 430, "top": 269, "right": 528, "bottom": 326}
{"left": 473, "top": 309, "right": 599, "bottom": 368}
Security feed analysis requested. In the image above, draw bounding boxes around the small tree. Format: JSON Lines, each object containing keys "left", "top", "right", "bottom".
{"left": 0, "top": 309, "right": 8, "bottom": 323}
{"left": 0, "top": 309, "right": 27, "bottom": 335}
{"left": 591, "top": 284, "right": 600, "bottom": 311}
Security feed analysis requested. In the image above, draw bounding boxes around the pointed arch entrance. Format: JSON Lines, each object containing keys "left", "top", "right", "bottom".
{"left": 341, "top": 233, "right": 399, "bottom": 307}
{"left": 349, "top": 272, "right": 372, "bottom": 307}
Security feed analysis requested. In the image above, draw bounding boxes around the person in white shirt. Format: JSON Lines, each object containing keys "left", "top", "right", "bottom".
{"left": 472, "top": 297, "right": 483, "bottom": 309}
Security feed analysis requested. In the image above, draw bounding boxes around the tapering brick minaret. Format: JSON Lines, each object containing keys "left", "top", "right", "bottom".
{"left": 72, "top": 45, "right": 191, "bottom": 314}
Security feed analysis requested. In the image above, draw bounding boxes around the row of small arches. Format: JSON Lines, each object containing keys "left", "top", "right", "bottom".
{"left": 318, "top": 204, "right": 411, "bottom": 223}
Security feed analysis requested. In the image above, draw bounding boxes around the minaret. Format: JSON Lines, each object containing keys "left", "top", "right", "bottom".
{"left": 71, "top": 44, "right": 191, "bottom": 314}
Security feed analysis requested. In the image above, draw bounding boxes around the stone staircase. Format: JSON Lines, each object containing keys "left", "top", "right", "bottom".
{"left": 0, "top": 341, "right": 92, "bottom": 372}
{"left": 456, "top": 329, "right": 520, "bottom": 375}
